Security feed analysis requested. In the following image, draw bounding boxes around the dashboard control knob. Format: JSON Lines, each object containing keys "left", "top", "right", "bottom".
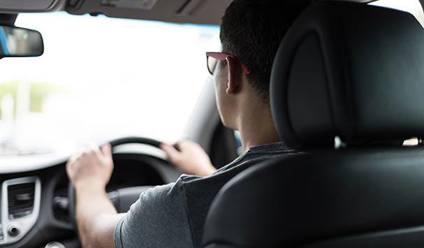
{"left": 7, "top": 226, "right": 20, "bottom": 237}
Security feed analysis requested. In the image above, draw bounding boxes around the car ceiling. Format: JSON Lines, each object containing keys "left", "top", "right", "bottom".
{"left": 65, "top": 0, "right": 376, "bottom": 24}
{"left": 0, "top": 0, "right": 423, "bottom": 25}
{"left": 0, "top": 0, "right": 407, "bottom": 25}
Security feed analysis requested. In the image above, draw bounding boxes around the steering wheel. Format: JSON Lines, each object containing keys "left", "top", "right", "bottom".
{"left": 67, "top": 136, "right": 170, "bottom": 227}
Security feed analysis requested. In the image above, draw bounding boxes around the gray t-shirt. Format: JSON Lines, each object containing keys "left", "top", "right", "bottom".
{"left": 114, "top": 142, "right": 294, "bottom": 248}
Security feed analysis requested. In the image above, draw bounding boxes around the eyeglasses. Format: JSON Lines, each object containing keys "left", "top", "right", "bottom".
{"left": 206, "top": 52, "right": 251, "bottom": 75}
{"left": 206, "top": 52, "right": 231, "bottom": 75}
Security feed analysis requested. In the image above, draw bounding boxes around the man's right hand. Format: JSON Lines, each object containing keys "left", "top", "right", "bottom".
{"left": 66, "top": 144, "right": 114, "bottom": 191}
{"left": 161, "top": 140, "right": 216, "bottom": 177}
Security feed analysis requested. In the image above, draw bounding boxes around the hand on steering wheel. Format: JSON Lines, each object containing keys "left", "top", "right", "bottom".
{"left": 161, "top": 140, "right": 216, "bottom": 177}
{"left": 67, "top": 144, "right": 114, "bottom": 193}
{"left": 66, "top": 137, "right": 169, "bottom": 227}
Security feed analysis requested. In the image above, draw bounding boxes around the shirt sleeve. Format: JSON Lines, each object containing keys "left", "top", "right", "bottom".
{"left": 114, "top": 181, "right": 193, "bottom": 248}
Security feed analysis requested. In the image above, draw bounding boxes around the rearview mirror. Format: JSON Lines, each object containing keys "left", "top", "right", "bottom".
{"left": 0, "top": 26, "right": 44, "bottom": 58}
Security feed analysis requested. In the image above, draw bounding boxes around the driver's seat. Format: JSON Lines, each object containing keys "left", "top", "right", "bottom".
{"left": 203, "top": 1, "right": 424, "bottom": 247}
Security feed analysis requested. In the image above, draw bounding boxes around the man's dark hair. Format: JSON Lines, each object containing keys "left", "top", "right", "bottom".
{"left": 221, "top": 0, "right": 309, "bottom": 102}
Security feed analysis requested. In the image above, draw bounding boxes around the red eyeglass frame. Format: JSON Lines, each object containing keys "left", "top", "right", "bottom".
{"left": 206, "top": 52, "right": 251, "bottom": 75}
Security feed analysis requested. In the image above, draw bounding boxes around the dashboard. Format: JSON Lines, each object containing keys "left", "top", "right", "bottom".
{"left": 0, "top": 152, "right": 181, "bottom": 248}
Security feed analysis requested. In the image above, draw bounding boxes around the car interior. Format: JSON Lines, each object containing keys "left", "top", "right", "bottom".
{"left": 1, "top": 0, "right": 424, "bottom": 248}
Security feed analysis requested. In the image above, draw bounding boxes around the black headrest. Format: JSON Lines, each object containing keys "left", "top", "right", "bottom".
{"left": 271, "top": 1, "right": 424, "bottom": 149}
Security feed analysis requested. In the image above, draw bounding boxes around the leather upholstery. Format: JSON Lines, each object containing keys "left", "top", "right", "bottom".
{"left": 204, "top": 148, "right": 424, "bottom": 247}
{"left": 203, "top": 1, "right": 424, "bottom": 248}
{"left": 271, "top": 2, "right": 424, "bottom": 149}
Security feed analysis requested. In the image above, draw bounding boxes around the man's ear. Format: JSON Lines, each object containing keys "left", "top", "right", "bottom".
{"left": 226, "top": 56, "right": 243, "bottom": 95}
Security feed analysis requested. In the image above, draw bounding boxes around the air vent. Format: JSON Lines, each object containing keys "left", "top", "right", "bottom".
{"left": 8, "top": 183, "right": 36, "bottom": 219}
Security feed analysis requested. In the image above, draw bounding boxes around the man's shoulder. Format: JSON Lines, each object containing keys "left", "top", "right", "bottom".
{"left": 178, "top": 144, "right": 296, "bottom": 189}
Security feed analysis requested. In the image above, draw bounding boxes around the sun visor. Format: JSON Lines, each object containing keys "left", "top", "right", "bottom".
{"left": 0, "top": 0, "right": 65, "bottom": 13}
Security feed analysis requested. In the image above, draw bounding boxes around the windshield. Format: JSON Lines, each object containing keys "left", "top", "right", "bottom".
{"left": 0, "top": 13, "right": 220, "bottom": 157}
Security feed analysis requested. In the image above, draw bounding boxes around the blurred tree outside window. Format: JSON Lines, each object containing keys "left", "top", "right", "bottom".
{"left": 0, "top": 81, "right": 61, "bottom": 120}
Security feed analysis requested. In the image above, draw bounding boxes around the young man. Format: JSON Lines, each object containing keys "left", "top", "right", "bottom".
{"left": 66, "top": 0, "right": 308, "bottom": 247}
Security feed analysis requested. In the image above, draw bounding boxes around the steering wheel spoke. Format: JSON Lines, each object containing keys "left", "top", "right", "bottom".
{"left": 108, "top": 186, "right": 155, "bottom": 213}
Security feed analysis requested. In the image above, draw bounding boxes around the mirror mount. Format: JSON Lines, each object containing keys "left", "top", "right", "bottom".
{"left": 0, "top": 14, "right": 16, "bottom": 26}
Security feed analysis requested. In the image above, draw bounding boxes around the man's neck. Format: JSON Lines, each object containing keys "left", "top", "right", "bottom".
{"left": 238, "top": 102, "right": 280, "bottom": 151}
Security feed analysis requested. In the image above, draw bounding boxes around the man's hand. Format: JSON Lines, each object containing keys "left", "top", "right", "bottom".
{"left": 161, "top": 140, "right": 216, "bottom": 177}
{"left": 66, "top": 144, "right": 114, "bottom": 191}
{"left": 66, "top": 144, "right": 119, "bottom": 248}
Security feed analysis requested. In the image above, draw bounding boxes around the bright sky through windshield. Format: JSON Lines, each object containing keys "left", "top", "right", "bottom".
{"left": 0, "top": 13, "right": 220, "bottom": 156}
